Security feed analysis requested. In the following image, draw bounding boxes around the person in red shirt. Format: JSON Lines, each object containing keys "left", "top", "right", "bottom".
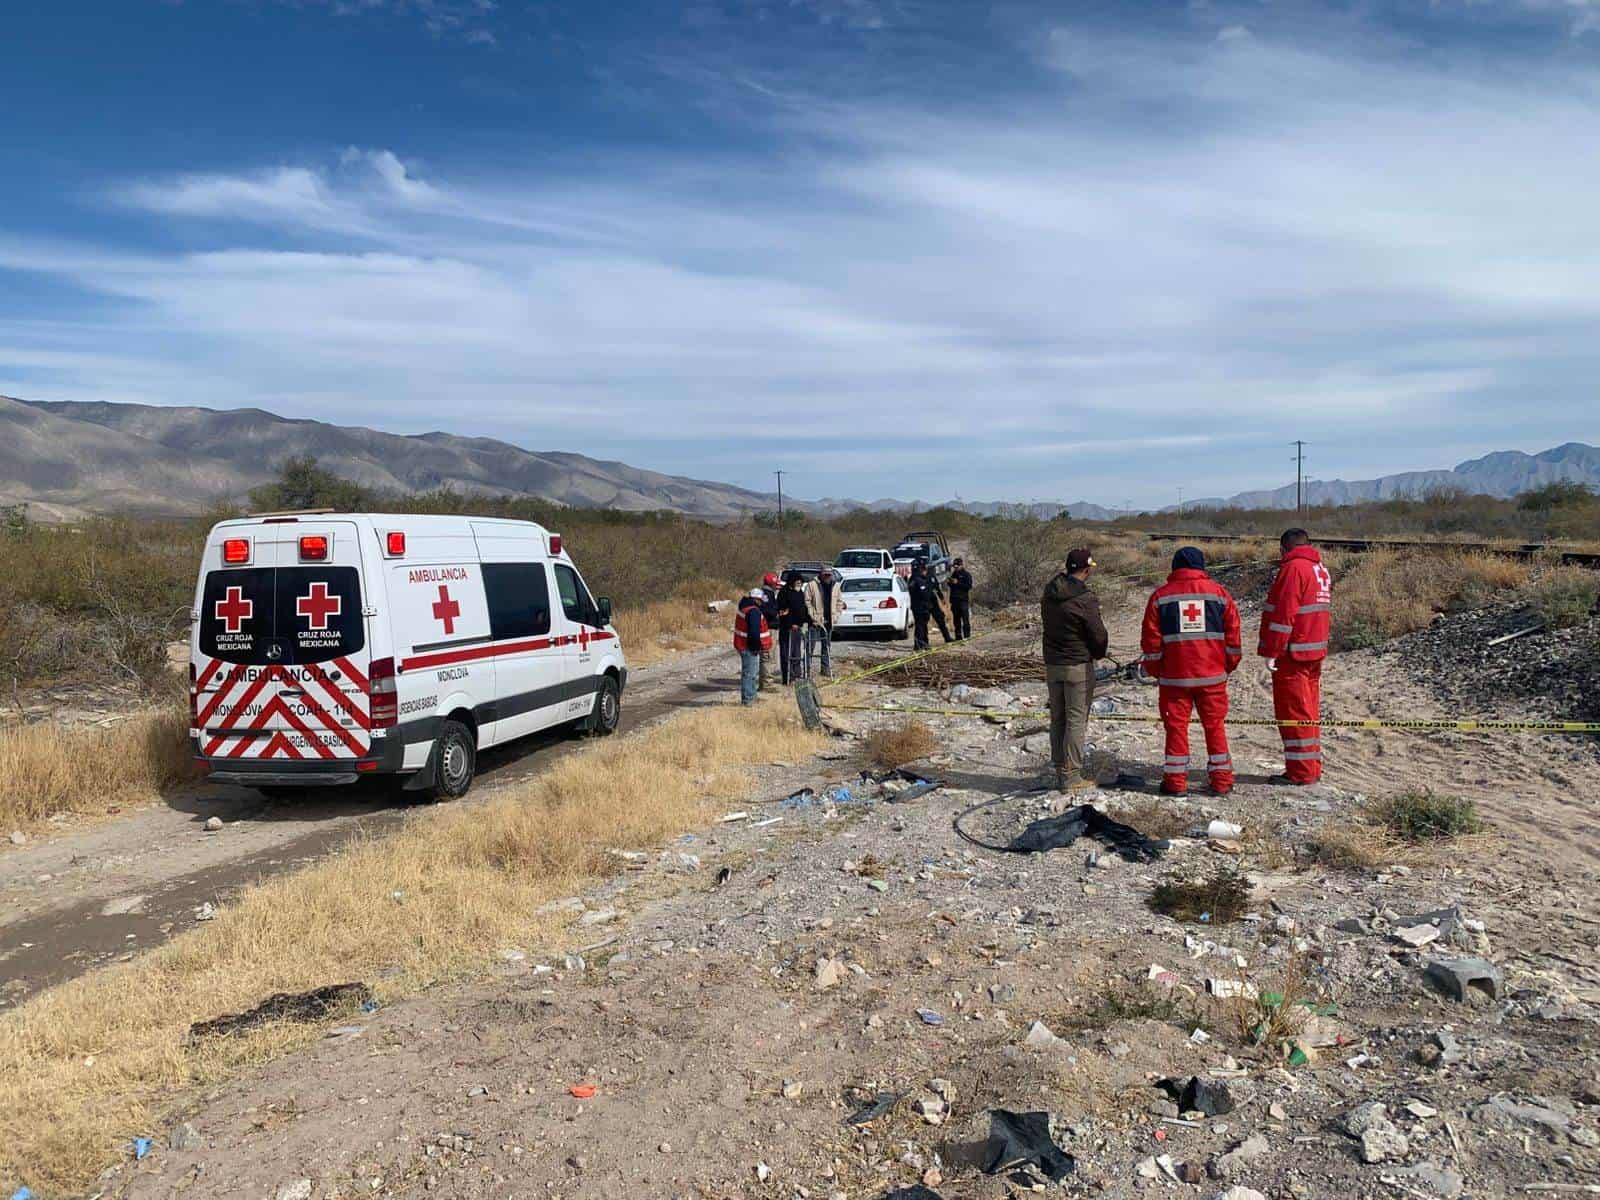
{"left": 1140, "top": 547, "right": 1243, "bottom": 796}
{"left": 1257, "top": 529, "right": 1332, "bottom": 784}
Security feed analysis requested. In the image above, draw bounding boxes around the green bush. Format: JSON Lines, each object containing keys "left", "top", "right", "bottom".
{"left": 1528, "top": 567, "right": 1600, "bottom": 630}
{"left": 1369, "top": 789, "right": 1482, "bottom": 841}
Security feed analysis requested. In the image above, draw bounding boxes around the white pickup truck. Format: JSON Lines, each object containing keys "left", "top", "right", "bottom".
{"left": 831, "top": 547, "right": 895, "bottom": 578}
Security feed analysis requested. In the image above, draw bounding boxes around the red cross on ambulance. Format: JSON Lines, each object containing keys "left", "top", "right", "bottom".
{"left": 214, "top": 586, "right": 253, "bottom": 634}
{"left": 296, "top": 581, "right": 342, "bottom": 631}
{"left": 432, "top": 584, "right": 461, "bottom": 634}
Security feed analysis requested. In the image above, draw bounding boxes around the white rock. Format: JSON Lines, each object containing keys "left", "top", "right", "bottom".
{"left": 1212, "top": 1189, "right": 1269, "bottom": 1200}
{"left": 275, "top": 1181, "right": 313, "bottom": 1200}
{"left": 8, "top": 831, "right": 25, "bottom": 846}
{"left": 1393, "top": 923, "right": 1441, "bottom": 949}
{"left": 204, "top": 816, "right": 224, "bottom": 832}
{"left": 814, "top": 957, "right": 846, "bottom": 991}
{"left": 1023, "top": 1020, "right": 1061, "bottom": 1048}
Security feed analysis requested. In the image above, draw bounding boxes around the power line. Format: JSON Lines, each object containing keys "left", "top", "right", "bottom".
{"left": 1291, "top": 441, "right": 1307, "bottom": 516}
{"left": 774, "top": 470, "right": 785, "bottom": 524}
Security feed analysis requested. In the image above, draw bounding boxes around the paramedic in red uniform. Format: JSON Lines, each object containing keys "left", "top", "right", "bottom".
{"left": 1140, "top": 547, "right": 1243, "bottom": 796}
{"left": 1257, "top": 528, "right": 1332, "bottom": 784}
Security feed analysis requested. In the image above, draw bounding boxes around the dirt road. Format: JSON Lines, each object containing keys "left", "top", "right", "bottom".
{"left": 0, "top": 634, "right": 906, "bottom": 1009}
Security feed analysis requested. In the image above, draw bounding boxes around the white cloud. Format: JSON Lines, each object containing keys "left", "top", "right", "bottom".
{"left": 13, "top": 26, "right": 1600, "bottom": 502}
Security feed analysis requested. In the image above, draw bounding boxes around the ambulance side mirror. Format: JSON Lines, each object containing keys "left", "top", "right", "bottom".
{"left": 595, "top": 596, "right": 613, "bottom": 626}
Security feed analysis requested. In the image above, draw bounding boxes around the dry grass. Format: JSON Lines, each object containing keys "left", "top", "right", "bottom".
{"left": 1307, "top": 790, "right": 1491, "bottom": 871}
{"left": 1222, "top": 952, "right": 1317, "bottom": 1049}
{"left": 0, "top": 700, "right": 824, "bottom": 1197}
{"left": 865, "top": 719, "right": 939, "bottom": 769}
{"left": 611, "top": 578, "right": 743, "bottom": 668}
{"left": 1528, "top": 565, "right": 1600, "bottom": 630}
{"left": 0, "top": 703, "right": 197, "bottom": 832}
{"left": 1333, "top": 549, "right": 1530, "bottom": 649}
{"left": 1148, "top": 867, "right": 1253, "bottom": 925}
{"left": 1121, "top": 798, "right": 1195, "bottom": 841}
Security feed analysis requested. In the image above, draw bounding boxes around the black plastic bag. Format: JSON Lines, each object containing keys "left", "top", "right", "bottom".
{"left": 981, "top": 1109, "right": 1076, "bottom": 1182}
{"left": 1008, "top": 804, "right": 1168, "bottom": 862}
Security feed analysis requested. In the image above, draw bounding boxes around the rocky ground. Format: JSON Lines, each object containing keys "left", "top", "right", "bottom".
{"left": 1384, "top": 600, "right": 1600, "bottom": 724}
{"left": 90, "top": 584, "right": 1600, "bottom": 1200}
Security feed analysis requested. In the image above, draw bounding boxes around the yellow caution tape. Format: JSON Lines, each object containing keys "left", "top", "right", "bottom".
{"left": 820, "top": 702, "right": 1600, "bottom": 735}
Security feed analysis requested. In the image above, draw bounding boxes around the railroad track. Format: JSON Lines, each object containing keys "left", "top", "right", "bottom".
{"left": 1145, "top": 531, "right": 1600, "bottom": 568}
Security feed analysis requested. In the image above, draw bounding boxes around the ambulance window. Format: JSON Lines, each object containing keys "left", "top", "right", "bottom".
{"left": 199, "top": 568, "right": 274, "bottom": 664}
{"left": 553, "top": 563, "right": 597, "bottom": 625}
{"left": 276, "top": 567, "right": 364, "bottom": 664}
{"left": 483, "top": 563, "right": 552, "bottom": 640}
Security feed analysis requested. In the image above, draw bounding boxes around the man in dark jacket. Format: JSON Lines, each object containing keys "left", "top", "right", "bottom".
{"left": 908, "top": 559, "right": 952, "bottom": 650}
{"left": 947, "top": 558, "right": 974, "bottom": 640}
{"left": 1041, "top": 548, "right": 1109, "bottom": 792}
{"left": 776, "top": 571, "right": 812, "bottom": 685}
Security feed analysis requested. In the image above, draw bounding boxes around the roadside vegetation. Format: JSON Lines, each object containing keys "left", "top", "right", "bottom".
{"left": 0, "top": 699, "right": 825, "bottom": 1197}
{"left": 1330, "top": 549, "right": 1530, "bottom": 649}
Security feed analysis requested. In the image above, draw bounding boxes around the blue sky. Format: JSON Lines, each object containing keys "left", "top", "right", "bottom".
{"left": 2, "top": 0, "right": 1598, "bottom": 507}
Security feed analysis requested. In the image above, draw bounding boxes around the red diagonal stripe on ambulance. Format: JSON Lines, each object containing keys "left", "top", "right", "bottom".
{"left": 301, "top": 663, "right": 371, "bottom": 732}
{"left": 195, "top": 656, "right": 224, "bottom": 694}
{"left": 203, "top": 667, "right": 280, "bottom": 753}
{"left": 259, "top": 731, "right": 300, "bottom": 760}
{"left": 270, "top": 700, "right": 337, "bottom": 760}
{"left": 196, "top": 663, "right": 251, "bottom": 728}
{"left": 284, "top": 691, "right": 368, "bottom": 755}
{"left": 333, "top": 655, "right": 369, "bottom": 692}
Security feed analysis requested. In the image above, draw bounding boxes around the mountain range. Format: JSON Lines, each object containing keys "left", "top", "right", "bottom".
{"left": 1, "top": 394, "right": 1593, "bottom": 521}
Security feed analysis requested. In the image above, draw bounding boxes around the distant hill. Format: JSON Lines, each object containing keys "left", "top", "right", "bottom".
{"left": 1172, "top": 443, "right": 1600, "bottom": 512}
{"left": 1, "top": 396, "right": 781, "bottom": 521}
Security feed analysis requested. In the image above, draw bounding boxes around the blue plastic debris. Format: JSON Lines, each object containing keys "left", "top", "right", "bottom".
{"left": 360, "top": 998, "right": 381, "bottom": 1013}
{"left": 1199, "top": 912, "right": 1212, "bottom": 924}
{"left": 828, "top": 785, "right": 854, "bottom": 805}
{"left": 12, "top": 1186, "right": 35, "bottom": 1200}
{"left": 133, "top": 1136, "right": 152, "bottom": 1159}
{"left": 916, "top": 1009, "right": 945, "bottom": 1026}
{"left": 782, "top": 788, "right": 816, "bottom": 809}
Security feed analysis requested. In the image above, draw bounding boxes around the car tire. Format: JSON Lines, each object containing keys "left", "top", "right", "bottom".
{"left": 585, "top": 675, "right": 622, "bottom": 737}
{"left": 895, "top": 621, "right": 911, "bottom": 640}
{"left": 427, "top": 718, "right": 476, "bottom": 801}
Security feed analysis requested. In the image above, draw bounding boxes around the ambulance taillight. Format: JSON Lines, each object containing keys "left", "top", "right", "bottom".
{"left": 298, "top": 535, "right": 329, "bottom": 561}
{"left": 369, "top": 656, "right": 398, "bottom": 728}
{"left": 222, "top": 537, "right": 251, "bottom": 565}
{"left": 384, "top": 531, "right": 406, "bottom": 557}
{"left": 549, "top": 533, "right": 562, "bottom": 556}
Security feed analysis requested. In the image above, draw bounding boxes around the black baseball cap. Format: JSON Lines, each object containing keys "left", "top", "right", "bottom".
{"left": 1066, "top": 548, "right": 1094, "bottom": 571}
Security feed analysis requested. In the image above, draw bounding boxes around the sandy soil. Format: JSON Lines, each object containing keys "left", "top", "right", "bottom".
{"left": 83, "top": 576, "right": 1600, "bottom": 1200}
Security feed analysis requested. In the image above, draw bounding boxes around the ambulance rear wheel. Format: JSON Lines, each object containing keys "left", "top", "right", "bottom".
{"left": 587, "top": 676, "right": 621, "bottom": 737}
{"left": 430, "top": 719, "right": 476, "bottom": 800}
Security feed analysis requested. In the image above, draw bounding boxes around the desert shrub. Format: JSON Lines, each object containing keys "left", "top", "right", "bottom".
{"left": 1148, "top": 867, "right": 1252, "bottom": 924}
{"left": 1332, "top": 550, "right": 1529, "bottom": 649}
{"left": 1063, "top": 979, "right": 1189, "bottom": 1030}
{"left": 1528, "top": 566, "right": 1600, "bottom": 630}
{"left": 866, "top": 719, "right": 939, "bottom": 768}
{"left": 1518, "top": 481, "right": 1596, "bottom": 513}
{"left": 971, "top": 506, "right": 1065, "bottom": 604}
{"left": 1369, "top": 789, "right": 1483, "bottom": 841}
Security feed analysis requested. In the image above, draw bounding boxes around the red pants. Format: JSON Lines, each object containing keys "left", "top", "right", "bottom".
{"left": 1159, "top": 684, "right": 1233, "bottom": 794}
{"left": 1273, "top": 658, "right": 1323, "bottom": 782}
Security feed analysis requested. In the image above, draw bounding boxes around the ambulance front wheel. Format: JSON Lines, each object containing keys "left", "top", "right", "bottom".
{"left": 429, "top": 718, "right": 477, "bottom": 800}
{"left": 587, "top": 676, "right": 621, "bottom": 737}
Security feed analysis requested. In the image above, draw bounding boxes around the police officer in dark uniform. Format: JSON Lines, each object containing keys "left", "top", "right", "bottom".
{"left": 908, "top": 559, "right": 953, "bottom": 650}
{"left": 947, "top": 557, "right": 974, "bottom": 640}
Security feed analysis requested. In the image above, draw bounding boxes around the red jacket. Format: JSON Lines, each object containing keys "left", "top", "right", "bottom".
{"left": 1257, "top": 545, "right": 1332, "bottom": 662}
{"left": 733, "top": 598, "right": 773, "bottom": 653}
{"left": 1140, "top": 569, "right": 1243, "bottom": 687}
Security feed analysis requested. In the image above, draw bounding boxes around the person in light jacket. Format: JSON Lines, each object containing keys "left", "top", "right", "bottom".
{"left": 804, "top": 567, "right": 847, "bottom": 677}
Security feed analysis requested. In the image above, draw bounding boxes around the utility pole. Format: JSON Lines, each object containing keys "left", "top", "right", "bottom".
{"left": 1177, "top": 486, "right": 1185, "bottom": 516}
{"left": 774, "top": 470, "right": 785, "bottom": 525}
{"left": 1290, "top": 441, "right": 1307, "bottom": 516}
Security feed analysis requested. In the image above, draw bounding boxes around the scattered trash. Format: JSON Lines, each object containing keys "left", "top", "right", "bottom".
{"left": 1425, "top": 956, "right": 1503, "bottom": 1003}
{"left": 1089, "top": 696, "right": 1120, "bottom": 715}
{"left": 714, "top": 866, "right": 733, "bottom": 888}
{"left": 874, "top": 768, "right": 942, "bottom": 803}
{"left": 188, "top": 982, "right": 373, "bottom": 1042}
{"left": 1156, "top": 1076, "right": 1236, "bottom": 1117}
{"left": 751, "top": 816, "right": 783, "bottom": 828}
{"left": 133, "top": 1136, "right": 152, "bottom": 1159}
{"left": 1190, "top": 1028, "right": 1212, "bottom": 1045}
{"left": 360, "top": 998, "right": 381, "bottom": 1013}
{"left": 719, "top": 811, "right": 749, "bottom": 823}
{"left": 980, "top": 1110, "right": 1076, "bottom": 1182}
{"left": 848, "top": 1092, "right": 904, "bottom": 1125}
{"left": 11, "top": 1187, "right": 34, "bottom": 1200}
{"left": 917, "top": 1008, "right": 945, "bottom": 1026}
{"left": 1206, "top": 978, "right": 1259, "bottom": 1000}
{"left": 782, "top": 788, "right": 816, "bottom": 809}
{"left": 568, "top": 1084, "right": 597, "bottom": 1099}
{"left": 1206, "top": 819, "right": 1243, "bottom": 840}
{"left": 194, "top": 902, "right": 217, "bottom": 922}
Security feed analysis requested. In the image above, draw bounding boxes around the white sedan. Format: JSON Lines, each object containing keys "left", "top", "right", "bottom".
{"left": 837, "top": 572, "right": 911, "bottom": 639}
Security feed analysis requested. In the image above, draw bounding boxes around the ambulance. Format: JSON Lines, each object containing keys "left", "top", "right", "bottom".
{"left": 188, "top": 512, "right": 626, "bottom": 799}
